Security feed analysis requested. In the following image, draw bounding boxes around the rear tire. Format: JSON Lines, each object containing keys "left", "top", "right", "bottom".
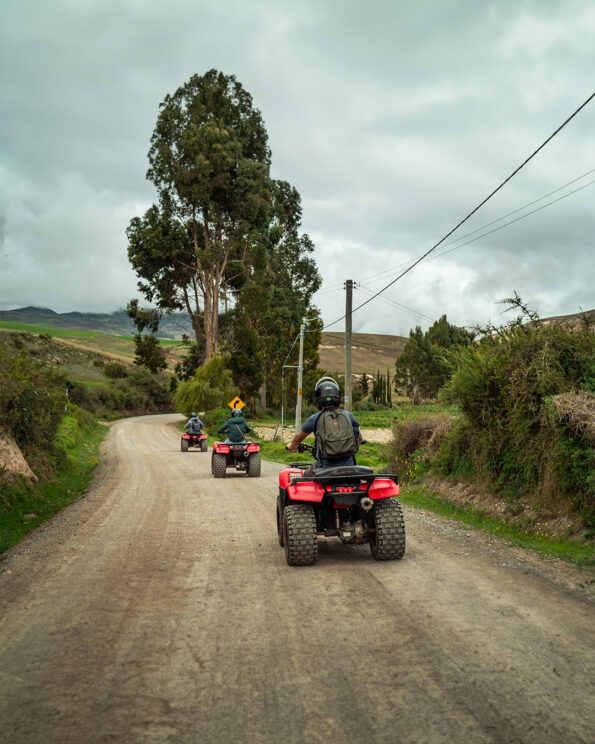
{"left": 201, "top": 439, "right": 208, "bottom": 452}
{"left": 181, "top": 439, "right": 189, "bottom": 452}
{"left": 247, "top": 452, "right": 261, "bottom": 477}
{"left": 283, "top": 504, "right": 317, "bottom": 566}
{"left": 369, "top": 499, "right": 406, "bottom": 561}
{"left": 277, "top": 495, "right": 284, "bottom": 547}
{"left": 212, "top": 453, "right": 227, "bottom": 478}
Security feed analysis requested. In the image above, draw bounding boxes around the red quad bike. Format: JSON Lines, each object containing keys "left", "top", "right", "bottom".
{"left": 181, "top": 431, "right": 208, "bottom": 452}
{"left": 277, "top": 443, "right": 405, "bottom": 566}
{"left": 211, "top": 440, "right": 261, "bottom": 478}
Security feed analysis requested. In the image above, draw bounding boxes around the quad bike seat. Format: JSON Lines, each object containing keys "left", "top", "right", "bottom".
{"left": 310, "top": 465, "right": 373, "bottom": 478}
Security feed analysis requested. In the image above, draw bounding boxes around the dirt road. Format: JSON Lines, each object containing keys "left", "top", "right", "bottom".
{"left": 1, "top": 414, "right": 593, "bottom": 743}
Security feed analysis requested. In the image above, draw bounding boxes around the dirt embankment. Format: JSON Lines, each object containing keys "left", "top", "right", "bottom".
{"left": 0, "top": 431, "right": 37, "bottom": 483}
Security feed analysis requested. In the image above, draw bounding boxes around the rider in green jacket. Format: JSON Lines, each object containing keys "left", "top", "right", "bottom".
{"left": 218, "top": 409, "right": 252, "bottom": 443}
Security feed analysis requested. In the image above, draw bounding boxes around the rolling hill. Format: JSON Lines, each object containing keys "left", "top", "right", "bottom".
{"left": 0, "top": 307, "right": 406, "bottom": 373}
{"left": 2, "top": 306, "right": 591, "bottom": 377}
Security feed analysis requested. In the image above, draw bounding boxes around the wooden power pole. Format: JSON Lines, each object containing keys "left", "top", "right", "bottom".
{"left": 345, "top": 279, "right": 353, "bottom": 412}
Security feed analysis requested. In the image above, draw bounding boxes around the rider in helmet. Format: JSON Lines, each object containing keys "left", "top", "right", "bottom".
{"left": 184, "top": 411, "right": 204, "bottom": 434}
{"left": 218, "top": 407, "right": 252, "bottom": 443}
{"left": 286, "top": 376, "right": 362, "bottom": 468}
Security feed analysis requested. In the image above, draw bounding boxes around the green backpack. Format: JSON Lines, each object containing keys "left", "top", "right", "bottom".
{"left": 315, "top": 409, "right": 357, "bottom": 460}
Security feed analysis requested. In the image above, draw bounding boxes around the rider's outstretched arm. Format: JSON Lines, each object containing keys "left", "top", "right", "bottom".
{"left": 286, "top": 430, "right": 308, "bottom": 451}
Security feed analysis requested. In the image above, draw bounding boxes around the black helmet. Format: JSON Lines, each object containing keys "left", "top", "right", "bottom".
{"left": 314, "top": 376, "right": 341, "bottom": 410}
{"left": 231, "top": 408, "right": 242, "bottom": 417}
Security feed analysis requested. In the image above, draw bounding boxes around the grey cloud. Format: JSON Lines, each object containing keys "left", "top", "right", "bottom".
{"left": 1, "top": 0, "right": 593, "bottom": 334}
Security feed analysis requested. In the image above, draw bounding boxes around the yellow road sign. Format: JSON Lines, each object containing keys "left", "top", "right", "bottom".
{"left": 228, "top": 396, "right": 245, "bottom": 410}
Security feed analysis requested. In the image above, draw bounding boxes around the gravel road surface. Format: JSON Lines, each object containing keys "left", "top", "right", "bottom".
{"left": 0, "top": 414, "right": 593, "bottom": 744}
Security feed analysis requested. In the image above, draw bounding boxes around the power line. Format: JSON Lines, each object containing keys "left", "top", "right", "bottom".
{"left": 322, "top": 90, "right": 595, "bottom": 330}
{"left": 354, "top": 285, "right": 435, "bottom": 322}
{"left": 432, "top": 167, "right": 595, "bottom": 252}
{"left": 428, "top": 177, "right": 595, "bottom": 262}
{"left": 355, "top": 167, "right": 595, "bottom": 291}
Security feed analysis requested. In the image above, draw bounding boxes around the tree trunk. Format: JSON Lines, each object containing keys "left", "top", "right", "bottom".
{"left": 203, "top": 283, "right": 214, "bottom": 356}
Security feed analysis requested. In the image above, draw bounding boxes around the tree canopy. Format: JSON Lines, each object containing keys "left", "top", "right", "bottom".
{"left": 230, "top": 179, "right": 322, "bottom": 405}
{"left": 395, "top": 315, "right": 475, "bottom": 400}
{"left": 129, "top": 70, "right": 271, "bottom": 355}
{"left": 175, "top": 353, "right": 236, "bottom": 414}
{"left": 127, "top": 70, "right": 322, "bottom": 400}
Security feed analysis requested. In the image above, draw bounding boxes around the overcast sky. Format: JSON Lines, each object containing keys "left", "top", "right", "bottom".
{"left": 1, "top": 0, "right": 594, "bottom": 336}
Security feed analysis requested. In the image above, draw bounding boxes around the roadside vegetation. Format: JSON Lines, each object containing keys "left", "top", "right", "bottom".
{"left": 388, "top": 299, "right": 594, "bottom": 562}
{"left": 0, "top": 331, "right": 171, "bottom": 553}
{"left": 0, "top": 405, "right": 106, "bottom": 554}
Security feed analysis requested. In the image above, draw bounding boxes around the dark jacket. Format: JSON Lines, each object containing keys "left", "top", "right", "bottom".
{"left": 184, "top": 416, "right": 203, "bottom": 433}
{"left": 218, "top": 415, "right": 251, "bottom": 443}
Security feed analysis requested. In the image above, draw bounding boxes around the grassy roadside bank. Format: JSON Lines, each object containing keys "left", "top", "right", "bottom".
{"left": 402, "top": 486, "right": 594, "bottom": 568}
{"left": 0, "top": 408, "right": 107, "bottom": 555}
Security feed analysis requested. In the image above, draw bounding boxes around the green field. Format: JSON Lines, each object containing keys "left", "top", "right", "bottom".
{"left": 0, "top": 321, "right": 102, "bottom": 338}
{"left": 0, "top": 322, "right": 186, "bottom": 372}
{"left": 0, "top": 320, "right": 182, "bottom": 345}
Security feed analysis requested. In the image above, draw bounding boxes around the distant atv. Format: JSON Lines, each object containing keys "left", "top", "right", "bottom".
{"left": 277, "top": 443, "right": 405, "bottom": 565}
{"left": 211, "top": 440, "right": 261, "bottom": 478}
{"left": 181, "top": 431, "right": 208, "bottom": 452}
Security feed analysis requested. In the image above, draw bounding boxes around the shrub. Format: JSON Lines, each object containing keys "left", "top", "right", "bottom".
{"left": 175, "top": 353, "right": 235, "bottom": 413}
{"left": 202, "top": 407, "right": 232, "bottom": 431}
{"left": 68, "top": 381, "right": 93, "bottom": 409}
{"left": 0, "top": 340, "right": 65, "bottom": 447}
{"left": 354, "top": 399, "right": 385, "bottom": 412}
{"left": 0, "top": 339, "right": 67, "bottom": 477}
{"left": 104, "top": 361, "right": 128, "bottom": 379}
{"left": 74, "top": 370, "right": 172, "bottom": 418}
{"left": 439, "top": 298, "right": 595, "bottom": 518}
{"left": 388, "top": 414, "right": 453, "bottom": 482}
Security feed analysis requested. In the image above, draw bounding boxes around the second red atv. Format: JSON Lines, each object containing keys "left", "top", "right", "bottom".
{"left": 181, "top": 431, "right": 208, "bottom": 452}
{"left": 277, "top": 443, "right": 405, "bottom": 565}
{"left": 211, "top": 440, "right": 261, "bottom": 477}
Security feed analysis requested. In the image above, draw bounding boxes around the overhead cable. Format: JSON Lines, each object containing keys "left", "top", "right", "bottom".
{"left": 355, "top": 166, "right": 595, "bottom": 290}
{"left": 322, "top": 90, "right": 595, "bottom": 330}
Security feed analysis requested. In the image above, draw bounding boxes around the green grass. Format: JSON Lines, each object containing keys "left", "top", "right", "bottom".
{"left": 0, "top": 409, "right": 107, "bottom": 555}
{"left": 0, "top": 321, "right": 101, "bottom": 339}
{"left": 253, "top": 403, "right": 459, "bottom": 430}
{"left": 0, "top": 321, "right": 183, "bottom": 346}
{"left": 401, "top": 486, "right": 594, "bottom": 568}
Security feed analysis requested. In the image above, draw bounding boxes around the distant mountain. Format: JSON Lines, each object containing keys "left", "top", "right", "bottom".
{"left": 0, "top": 306, "right": 193, "bottom": 339}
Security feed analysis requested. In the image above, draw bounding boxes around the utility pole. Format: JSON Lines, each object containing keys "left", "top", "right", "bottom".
{"left": 295, "top": 321, "right": 305, "bottom": 433}
{"left": 344, "top": 279, "right": 353, "bottom": 412}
